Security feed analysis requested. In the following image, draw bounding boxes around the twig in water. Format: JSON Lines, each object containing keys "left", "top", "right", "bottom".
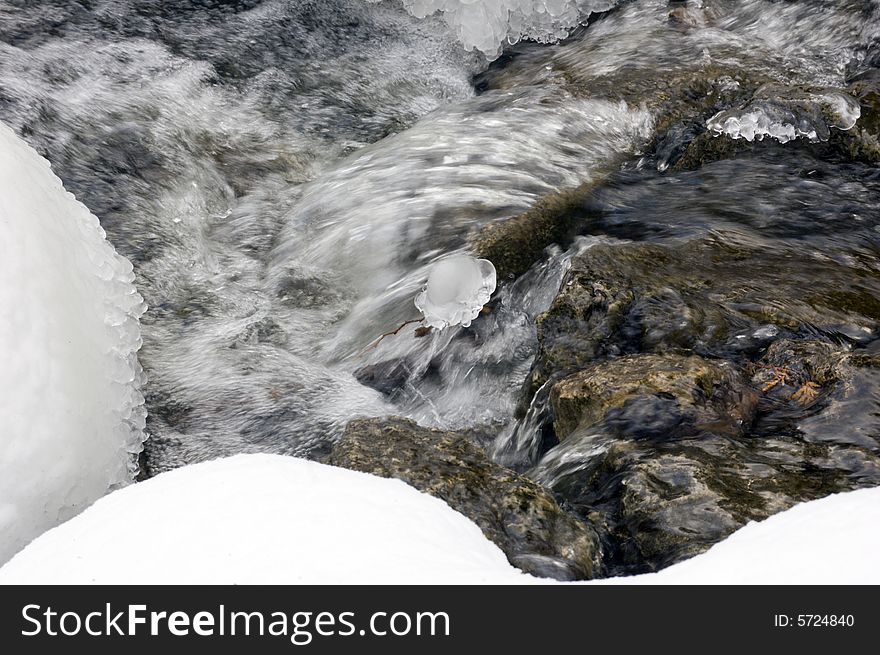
{"left": 359, "top": 318, "right": 424, "bottom": 355}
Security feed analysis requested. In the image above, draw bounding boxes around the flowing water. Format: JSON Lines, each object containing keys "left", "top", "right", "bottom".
{"left": 2, "top": 0, "right": 880, "bottom": 572}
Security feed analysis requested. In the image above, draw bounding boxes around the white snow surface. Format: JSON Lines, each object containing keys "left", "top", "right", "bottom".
{"left": 1, "top": 454, "right": 878, "bottom": 585}
{"left": 369, "top": 1, "right": 618, "bottom": 57}
{"left": 0, "top": 454, "right": 530, "bottom": 584}
{"left": 0, "top": 122, "right": 146, "bottom": 565}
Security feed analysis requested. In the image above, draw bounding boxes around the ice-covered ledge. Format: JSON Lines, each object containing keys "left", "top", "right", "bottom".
{"left": 368, "top": 0, "right": 618, "bottom": 57}
{"left": 0, "top": 122, "right": 147, "bottom": 564}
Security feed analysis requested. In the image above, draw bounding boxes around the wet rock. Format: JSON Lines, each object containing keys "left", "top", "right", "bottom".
{"left": 532, "top": 341, "right": 880, "bottom": 573}
{"left": 551, "top": 353, "right": 752, "bottom": 440}
{"left": 839, "top": 69, "right": 880, "bottom": 163}
{"left": 528, "top": 233, "right": 880, "bottom": 400}
{"left": 472, "top": 42, "right": 778, "bottom": 278}
{"left": 755, "top": 339, "right": 880, "bottom": 450}
{"left": 353, "top": 358, "right": 412, "bottom": 396}
{"left": 672, "top": 78, "right": 878, "bottom": 170}
{"left": 329, "top": 417, "right": 601, "bottom": 580}
{"left": 707, "top": 85, "right": 861, "bottom": 143}
{"left": 577, "top": 445, "right": 745, "bottom": 569}
{"left": 522, "top": 233, "right": 880, "bottom": 573}
{"left": 670, "top": 131, "right": 756, "bottom": 171}
{"left": 532, "top": 396, "right": 770, "bottom": 572}
{"left": 750, "top": 339, "right": 842, "bottom": 405}
{"left": 470, "top": 180, "right": 600, "bottom": 281}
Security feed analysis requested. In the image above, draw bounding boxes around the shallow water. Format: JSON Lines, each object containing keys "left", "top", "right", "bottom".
{"left": 2, "top": 0, "right": 880, "bottom": 573}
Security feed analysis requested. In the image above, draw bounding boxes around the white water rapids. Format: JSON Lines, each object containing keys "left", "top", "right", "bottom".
{"left": 0, "top": 0, "right": 878, "bottom": 507}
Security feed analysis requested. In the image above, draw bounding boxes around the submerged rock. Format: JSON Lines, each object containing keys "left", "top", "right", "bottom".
{"left": 329, "top": 417, "right": 601, "bottom": 580}
{"left": 838, "top": 68, "right": 880, "bottom": 163}
{"left": 352, "top": 358, "right": 413, "bottom": 397}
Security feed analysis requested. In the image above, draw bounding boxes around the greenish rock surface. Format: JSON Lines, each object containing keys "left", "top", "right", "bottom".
{"left": 840, "top": 69, "right": 880, "bottom": 163}
{"left": 532, "top": 340, "right": 880, "bottom": 573}
{"left": 471, "top": 181, "right": 599, "bottom": 281}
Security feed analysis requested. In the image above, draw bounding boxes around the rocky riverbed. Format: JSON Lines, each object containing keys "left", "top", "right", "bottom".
{"left": 2, "top": 0, "right": 879, "bottom": 579}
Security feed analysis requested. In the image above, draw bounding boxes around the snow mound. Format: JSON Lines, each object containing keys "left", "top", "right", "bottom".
{"left": 415, "top": 255, "right": 496, "bottom": 329}
{"left": 0, "top": 454, "right": 527, "bottom": 584}
{"left": 369, "top": 1, "right": 618, "bottom": 57}
{"left": 1, "top": 453, "right": 878, "bottom": 585}
{"left": 0, "top": 122, "right": 146, "bottom": 565}
{"left": 707, "top": 86, "right": 861, "bottom": 144}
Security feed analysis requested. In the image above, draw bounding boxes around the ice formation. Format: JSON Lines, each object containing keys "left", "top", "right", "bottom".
{"left": 0, "top": 122, "right": 146, "bottom": 564}
{"left": 1, "top": 454, "right": 877, "bottom": 584}
{"left": 368, "top": 1, "right": 618, "bottom": 57}
{"left": 707, "top": 86, "right": 861, "bottom": 144}
{"left": 415, "top": 255, "right": 497, "bottom": 329}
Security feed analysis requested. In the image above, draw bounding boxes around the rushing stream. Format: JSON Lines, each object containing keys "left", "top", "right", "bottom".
{"left": 2, "top": 0, "right": 880, "bottom": 576}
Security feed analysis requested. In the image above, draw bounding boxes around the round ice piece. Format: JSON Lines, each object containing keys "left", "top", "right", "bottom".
{"left": 415, "top": 255, "right": 497, "bottom": 329}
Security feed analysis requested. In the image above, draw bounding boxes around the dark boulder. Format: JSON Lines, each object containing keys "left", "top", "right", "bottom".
{"left": 521, "top": 231, "right": 880, "bottom": 573}
{"left": 531, "top": 341, "right": 880, "bottom": 573}
{"left": 528, "top": 233, "right": 880, "bottom": 400}
{"left": 329, "top": 417, "right": 602, "bottom": 580}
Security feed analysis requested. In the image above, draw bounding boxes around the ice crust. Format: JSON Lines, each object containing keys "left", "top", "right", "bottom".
{"left": 369, "top": 1, "right": 617, "bottom": 57}
{"left": 707, "top": 85, "right": 861, "bottom": 144}
{"left": 0, "top": 122, "right": 146, "bottom": 564}
{"left": 415, "top": 255, "right": 497, "bottom": 329}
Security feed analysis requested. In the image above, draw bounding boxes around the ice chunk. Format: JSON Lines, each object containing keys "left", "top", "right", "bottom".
{"left": 707, "top": 85, "right": 861, "bottom": 144}
{"left": 368, "top": 1, "right": 618, "bottom": 58}
{"left": 415, "top": 254, "right": 497, "bottom": 329}
{"left": 0, "top": 122, "right": 146, "bottom": 564}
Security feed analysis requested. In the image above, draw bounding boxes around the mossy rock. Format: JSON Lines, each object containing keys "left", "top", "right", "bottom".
{"left": 835, "top": 69, "right": 880, "bottom": 163}
{"left": 550, "top": 353, "right": 750, "bottom": 439}
{"left": 670, "top": 132, "right": 757, "bottom": 171}
{"left": 329, "top": 417, "right": 602, "bottom": 580}
{"left": 470, "top": 180, "right": 601, "bottom": 281}
{"left": 528, "top": 325, "right": 880, "bottom": 574}
{"left": 470, "top": 50, "right": 781, "bottom": 280}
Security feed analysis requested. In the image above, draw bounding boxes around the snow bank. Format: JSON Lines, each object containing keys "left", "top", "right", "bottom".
{"left": 0, "top": 122, "right": 146, "bottom": 564}
{"left": 1, "top": 454, "right": 877, "bottom": 584}
{"left": 0, "top": 455, "right": 528, "bottom": 584}
{"left": 369, "top": 1, "right": 618, "bottom": 57}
